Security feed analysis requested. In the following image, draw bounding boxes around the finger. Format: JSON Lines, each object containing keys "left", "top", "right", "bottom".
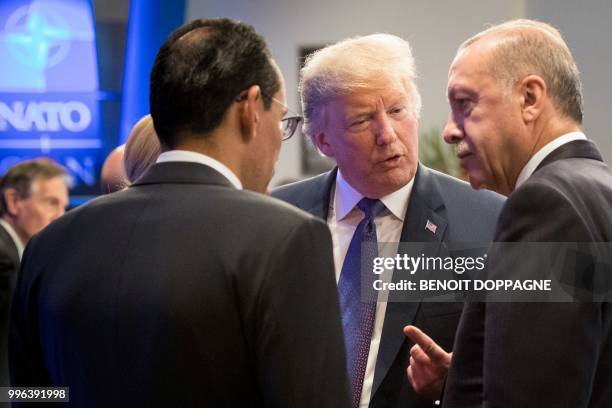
{"left": 407, "top": 365, "right": 417, "bottom": 389}
{"left": 411, "top": 345, "right": 432, "bottom": 365}
{"left": 404, "top": 325, "right": 448, "bottom": 363}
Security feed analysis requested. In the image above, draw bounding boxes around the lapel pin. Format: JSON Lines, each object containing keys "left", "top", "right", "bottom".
{"left": 425, "top": 219, "right": 438, "bottom": 235}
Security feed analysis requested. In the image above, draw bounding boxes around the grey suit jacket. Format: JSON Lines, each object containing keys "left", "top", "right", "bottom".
{"left": 274, "top": 164, "right": 504, "bottom": 408}
{"left": 444, "top": 140, "right": 612, "bottom": 408}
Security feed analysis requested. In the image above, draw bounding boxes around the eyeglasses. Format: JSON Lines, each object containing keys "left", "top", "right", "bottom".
{"left": 279, "top": 115, "right": 303, "bottom": 141}
{"left": 235, "top": 90, "right": 303, "bottom": 141}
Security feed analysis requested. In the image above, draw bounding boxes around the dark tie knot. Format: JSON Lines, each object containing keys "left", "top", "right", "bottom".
{"left": 357, "top": 197, "right": 386, "bottom": 219}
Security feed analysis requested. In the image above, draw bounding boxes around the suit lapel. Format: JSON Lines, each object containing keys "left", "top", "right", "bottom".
{"left": 296, "top": 168, "right": 338, "bottom": 220}
{"left": 291, "top": 165, "right": 450, "bottom": 397}
{"left": 372, "top": 165, "right": 448, "bottom": 396}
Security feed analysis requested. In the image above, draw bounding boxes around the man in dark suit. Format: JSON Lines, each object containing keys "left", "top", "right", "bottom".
{"left": 10, "top": 19, "right": 350, "bottom": 407}
{"left": 0, "top": 159, "right": 68, "bottom": 391}
{"left": 273, "top": 34, "right": 503, "bottom": 408}
{"left": 440, "top": 19, "right": 612, "bottom": 407}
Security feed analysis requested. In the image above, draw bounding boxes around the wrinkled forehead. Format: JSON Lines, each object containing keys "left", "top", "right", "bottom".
{"left": 447, "top": 41, "right": 497, "bottom": 89}
{"left": 340, "top": 87, "right": 411, "bottom": 107}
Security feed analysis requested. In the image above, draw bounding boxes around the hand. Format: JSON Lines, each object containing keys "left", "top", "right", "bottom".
{"left": 403, "top": 325, "right": 452, "bottom": 401}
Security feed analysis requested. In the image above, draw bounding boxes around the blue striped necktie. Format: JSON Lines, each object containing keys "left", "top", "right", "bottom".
{"left": 338, "top": 197, "right": 386, "bottom": 408}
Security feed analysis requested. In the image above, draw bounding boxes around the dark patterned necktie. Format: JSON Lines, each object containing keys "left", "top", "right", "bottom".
{"left": 338, "top": 198, "right": 386, "bottom": 408}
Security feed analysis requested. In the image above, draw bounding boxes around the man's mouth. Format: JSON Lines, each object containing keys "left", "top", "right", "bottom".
{"left": 455, "top": 142, "right": 471, "bottom": 159}
{"left": 378, "top": 154, "right": 403, "bottom": 165}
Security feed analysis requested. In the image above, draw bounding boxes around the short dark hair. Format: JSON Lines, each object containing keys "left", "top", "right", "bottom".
{"left": 0, "top": 159, "right": 68, "bottom": 216}
{"left": 150, "top": 18, "right": 281, "bottom": 148}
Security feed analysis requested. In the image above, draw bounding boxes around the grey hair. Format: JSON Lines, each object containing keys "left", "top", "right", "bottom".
{"left": 299, "top": 33, "right": 422, "bottom": 139}
{"left": 459, "top": 19, "right": 583, "bottom": 123}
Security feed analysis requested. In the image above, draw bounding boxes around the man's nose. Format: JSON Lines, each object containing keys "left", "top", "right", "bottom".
{"left": 442, "top": 114, "right": 463, "bottom": 145}
{"left": 375, "top": 114, "right": 398, "bottom": 145}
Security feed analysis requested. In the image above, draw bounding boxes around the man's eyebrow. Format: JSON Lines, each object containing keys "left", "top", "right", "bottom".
{"left": 448, "top": 86, "right": 476, "bottom": 99}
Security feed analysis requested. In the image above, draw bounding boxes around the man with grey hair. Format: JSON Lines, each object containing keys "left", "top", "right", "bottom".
{"left": 437, "top": 19, "right": 612, "bottom": 407}
{"left": 0, "top": 158, "right": 68, "bottom": 389}
{"left": 273, "top": 34, "right": 503, "bottom": 408}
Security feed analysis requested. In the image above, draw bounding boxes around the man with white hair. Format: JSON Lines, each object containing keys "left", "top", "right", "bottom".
{"left": 274, "top": 34, "right": 504, "bottom": 408}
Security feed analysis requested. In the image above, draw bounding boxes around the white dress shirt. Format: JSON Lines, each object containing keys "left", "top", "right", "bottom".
{"left": 156, "top": 150, "right": 243, "bottom": 190}
{"left": 328, "top": 169, "right": 414, "bottom": 407}
{"left": 0, "top": 218, "right": 24, "bottom": 259}
{"left": 515, "top": 131, "right": 587, "bottom": 189}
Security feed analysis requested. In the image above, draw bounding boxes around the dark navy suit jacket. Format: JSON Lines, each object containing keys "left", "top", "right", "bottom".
{"left": 274, "top": 164, "right": 504, "bottom": 408}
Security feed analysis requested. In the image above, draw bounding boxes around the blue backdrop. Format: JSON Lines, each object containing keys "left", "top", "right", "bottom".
{"left": 119, "top": 0, "right": 186, "bottom": 144}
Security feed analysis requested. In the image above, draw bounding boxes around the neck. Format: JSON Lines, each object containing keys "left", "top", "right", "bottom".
{"left": 504, "top": 114, "right": 580, "bottom": 194}
{"left": 527, "top": 114, "right": 580, "bottom": 160}
{"left": 173, "top": 135, "right": 245, "bottom": 183}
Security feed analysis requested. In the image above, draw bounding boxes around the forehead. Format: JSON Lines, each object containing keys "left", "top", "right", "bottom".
{"left": 31, "top": 176, "right": 68, "bottom": 195}
{"left": 336, "top": 86, "right": 410, "bottom": 109}
{"left": 447, "top": 43, "right": 496, "bottom": 94}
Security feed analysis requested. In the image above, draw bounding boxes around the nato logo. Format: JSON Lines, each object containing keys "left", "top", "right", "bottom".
{"left": 0, "top": 0, "right": 102, "bottom": 192}
{"left": 0, "top": 0, "right": 98, "bottom": 92}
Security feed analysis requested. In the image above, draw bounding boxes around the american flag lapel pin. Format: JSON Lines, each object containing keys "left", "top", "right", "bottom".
{"left": 425, "top": 219, "right": 438, "bottom": 234}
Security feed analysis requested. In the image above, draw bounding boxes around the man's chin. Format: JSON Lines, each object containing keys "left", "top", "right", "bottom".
{"left": 467, "top": 174, "right": 487, "bottom": 191}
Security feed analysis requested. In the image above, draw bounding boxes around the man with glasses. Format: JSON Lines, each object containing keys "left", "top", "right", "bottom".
{"left": 273, "top": 34, "right": 504, "bottom": 408}
{"left": 10, "top": 18, "right": 349, "bottom": 407}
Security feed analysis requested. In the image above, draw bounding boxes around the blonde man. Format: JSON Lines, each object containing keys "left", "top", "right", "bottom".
{"left": 273, "top": 34, "right": 504, "bottom": 408}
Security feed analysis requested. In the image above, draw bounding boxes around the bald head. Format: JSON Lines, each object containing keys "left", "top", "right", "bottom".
{"left": 100, "top": 145, "right": 126, "bottom": 194}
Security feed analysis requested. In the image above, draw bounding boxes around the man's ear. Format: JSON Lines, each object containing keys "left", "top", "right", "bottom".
{"left": 313, "top": 132, "right": 335, "bottom": 157}
{"left": 238, "top": 85, "right": 261, "bottom": 142}
{"left": 3, "top": 188, "right": 20, "bottom": 216}
{"left": 518, "top": 74, "right": 546, "bottom": 123}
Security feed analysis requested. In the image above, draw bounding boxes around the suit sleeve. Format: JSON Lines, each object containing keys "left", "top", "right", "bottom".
{"left": 253, "top": 217, "right": 351, "bottom": 408}
{"left": 483, "top": 182, "right": 604, "bottom": 407}
{"left": 9, "top": 238, "right": 54, "bottom": 394}
{"left": 0, "top": 251, "right": 17, "bottom": 387}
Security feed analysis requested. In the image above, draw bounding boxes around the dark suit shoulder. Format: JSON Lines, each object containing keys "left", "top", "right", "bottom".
{"left": 32, "top": 184, "right": 329, "bottom": 265}
{"left": 272, "top": 173, "right": 329, "bottom": 207}
{"left": 428, "top": 168, "right": 504, "bottom": 213}
{"left": 423, "top": 168, "right": 504, "bottom": 241}
{"left": 498, "top": 160, "right": 612, "bottom": 242}
{"left": 530, "top": 155, "right": 612, "bottom": 193}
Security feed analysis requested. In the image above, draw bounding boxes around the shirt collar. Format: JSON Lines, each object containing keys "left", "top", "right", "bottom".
{"left": 515, "top": 131, "right": 586, "bottom": 189}
{"left": 334, "top": 169, "right": 413, "bottom": 221}
{"left": 0, "top": 218, "right": 25, "bottom": 259}
{"left": 156, "top": 150, "right": 243, "bottom": 190}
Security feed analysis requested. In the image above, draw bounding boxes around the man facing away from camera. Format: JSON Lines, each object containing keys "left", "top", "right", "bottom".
{"left": 10, "top": 18, "right": 350, "bottom": 407}
{"left": 273, "top": 34, "right": 504, "bottom": 408}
